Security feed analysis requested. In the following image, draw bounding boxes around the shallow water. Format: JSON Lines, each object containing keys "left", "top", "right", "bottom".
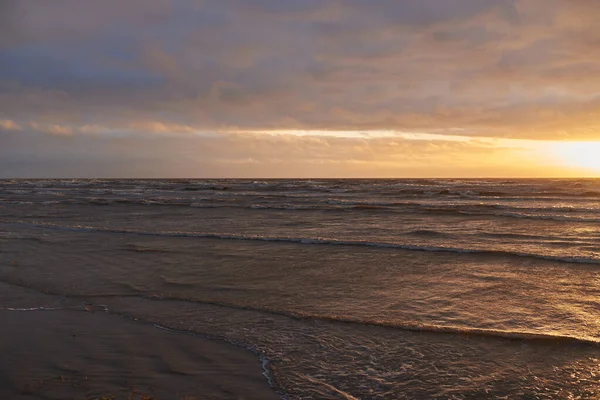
{"left": 1, "top": 179, "right": 599, "bottom": 398}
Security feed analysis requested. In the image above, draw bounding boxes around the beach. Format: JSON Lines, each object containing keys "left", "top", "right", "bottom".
{"left": 0, "top": 282, "right": 279, "bottom": 400}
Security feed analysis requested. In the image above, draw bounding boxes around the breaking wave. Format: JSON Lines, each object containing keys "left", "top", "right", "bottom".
{"left": 3, "top": 220, "right": 599, "bottom": 265}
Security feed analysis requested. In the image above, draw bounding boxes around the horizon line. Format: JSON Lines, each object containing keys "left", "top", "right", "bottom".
{"left": 2, "top": 177, "right": 600, "bottom": 180}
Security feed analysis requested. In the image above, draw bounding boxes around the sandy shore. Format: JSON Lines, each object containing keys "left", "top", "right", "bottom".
{"left": 0, "top": 308, "right": 279, "bottom": 400}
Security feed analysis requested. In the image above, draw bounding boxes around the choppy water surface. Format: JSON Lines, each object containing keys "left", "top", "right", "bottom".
{"left": 1, "top": 179, "right": 599, "bottom": 398}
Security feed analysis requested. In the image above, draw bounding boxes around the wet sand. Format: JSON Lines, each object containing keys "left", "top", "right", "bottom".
{"left": 0, "top": 308, "right": 279, "bottom": 400}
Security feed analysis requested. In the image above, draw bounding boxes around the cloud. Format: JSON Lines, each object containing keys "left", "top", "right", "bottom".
{"left": 0, "top": 119, "right": 21, "bottom": 130}
{"left": 1, "top": 1, "right": 600, "bottom": 177}
{"left": 0, "top": 126, "right": 575, "bottom": 178}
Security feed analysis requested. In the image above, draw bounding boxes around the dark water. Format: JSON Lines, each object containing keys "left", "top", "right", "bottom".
{"left": 1, "top": 179, "right": 599, "bottom": 398}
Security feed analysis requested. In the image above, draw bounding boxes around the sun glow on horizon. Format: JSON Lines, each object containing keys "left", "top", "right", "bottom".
{"left": 545, "top": 141, "right": 600, "bottom": 173}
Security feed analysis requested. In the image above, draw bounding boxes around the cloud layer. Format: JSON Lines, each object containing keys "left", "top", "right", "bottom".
{"left": 0, "top": 126, "right": 581, "bottom": 178}
{"left": 1, "top": 1, "right": 599, "bottom": 176}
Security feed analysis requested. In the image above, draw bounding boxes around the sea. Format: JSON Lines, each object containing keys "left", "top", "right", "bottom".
{"left": 1, "top": 178, "right": 599, "bottom": 399}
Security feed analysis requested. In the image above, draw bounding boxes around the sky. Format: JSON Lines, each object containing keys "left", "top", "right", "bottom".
{"left": 1, "top": 0, "right": 600, "bottom": 178}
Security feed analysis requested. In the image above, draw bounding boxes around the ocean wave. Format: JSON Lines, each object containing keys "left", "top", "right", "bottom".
{"left": 249, "top": 204, "right": 316, "bottom": 210}
{"left": 283, "top": 201, "right": 599, "bottom": 219}
{"left": 3, "top": 220, "right": 599, "bottom": 264}
{"left": 189, "top": 203, "right": 223, "bottom": 208}
{"left": 116, "top": 292, "right": 600, "bottom": 347}
{"left": 405, "top": 229, "right": 450, "bottom": 237}
{"left": 416, "top": 206, "right": 600, "bottom": 222}
{"left": 3, "top": 177, "right": 599, "bottom": 192}
{"left": 465, "top": 212, "right": 600, "bottom": 223}
{"left": 5, "top": 189, "right": 31, "bottom": 194}
{"left": 0, "top": 200, "right": 35, "bottom": 205}
{"left": 4, "top": 194, "right": 600, "bottom": 223}
{"left": 2, "top": 272, "right": 597, "bottom": 348}
{"left": 0, "top": 307, "right": 64, "bottom": 311}
{"left": 281, "top": 313, "right": 600, "bottom": 347}
{"left": 180, "top": 185, "right": 230, "bottom": 191}
{"left": 479, "top": 232, "right": 566, "bottom": 241}
{"left": 433, "top": 190, "right": 600, "bottom": 199}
